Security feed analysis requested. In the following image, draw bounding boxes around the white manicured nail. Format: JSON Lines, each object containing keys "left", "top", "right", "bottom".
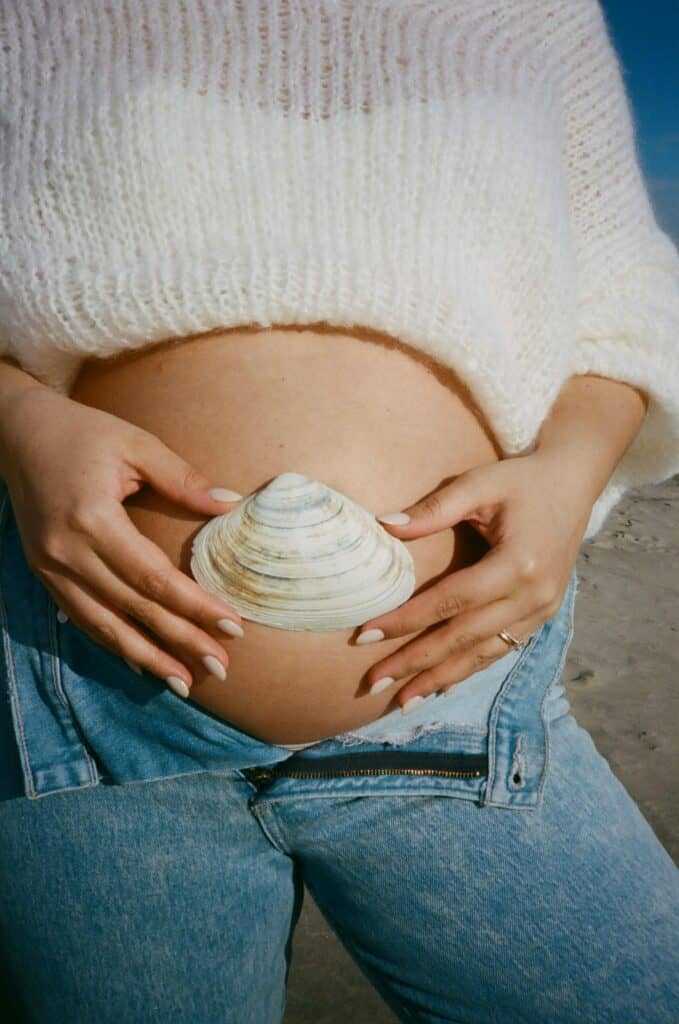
{"left": 356, "top": 628, "right": 385, "bottom": 645}
{"left": 369, "top": 676, "right": 395, "bottom": 695}
{"left": 166, "top": 675, "right": 190, "bottom": 698}
{"left": 56, "top": 608, "right": 69, "bottom": 624}
{"left": 124, "top": 658, "right": 142, "bottom": 675}
{"left": 202, "top": 654, "right": 227, "bottom": 681}
{"left": 401, "top": 695, "right": 424, "bottom": 714}
{"left": 209, "top": 488, "right": 243, "bottom": 502}
{"left": 216, "top": 618, "right": 245, "bottom": 638}
{"left": 376, "top": 512, "right": 411, "bottom": 525}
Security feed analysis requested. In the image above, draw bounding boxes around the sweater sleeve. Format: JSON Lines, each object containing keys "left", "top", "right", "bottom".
{"left": 554, "top": 1, "right": 679, "bottom": 540}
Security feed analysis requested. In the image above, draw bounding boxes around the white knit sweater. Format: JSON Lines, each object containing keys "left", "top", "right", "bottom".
{"left": 1, "top": 1, "right": 678, "bottom": 541}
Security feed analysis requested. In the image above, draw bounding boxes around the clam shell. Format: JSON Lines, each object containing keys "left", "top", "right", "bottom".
{"left": 190, "top": 472, "right": 416, "bottom": 632}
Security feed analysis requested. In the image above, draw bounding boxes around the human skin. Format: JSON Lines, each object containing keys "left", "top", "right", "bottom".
{"left": 0, "top": 335, "right": 647, "bottom": 742}
{"left": 355, "top": 371, "right": 649, "bottom": 709}
{"left": 61, "top": 325, "right": 500, "bottom": 742}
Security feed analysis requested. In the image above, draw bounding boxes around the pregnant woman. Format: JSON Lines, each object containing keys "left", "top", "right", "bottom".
{"left": 0, "top": 2, "right": 678, "bottom": 1021}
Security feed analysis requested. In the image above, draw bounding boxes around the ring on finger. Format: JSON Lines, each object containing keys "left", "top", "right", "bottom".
{"left": 439, "top": 630, "right": 532, "bottom": 696}
{"left": 497, "top": 627, "right": 533, "bottom": 649}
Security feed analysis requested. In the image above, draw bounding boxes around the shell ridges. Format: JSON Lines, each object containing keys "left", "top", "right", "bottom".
{"left": 189, "top": 473, "right": 416, "bottom": 632}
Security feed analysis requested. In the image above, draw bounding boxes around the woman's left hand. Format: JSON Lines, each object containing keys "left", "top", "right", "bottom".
{"left": 355, "top": 450, "right": 595, "bottom": 710}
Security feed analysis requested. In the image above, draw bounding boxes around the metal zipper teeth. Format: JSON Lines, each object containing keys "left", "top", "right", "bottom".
{"left": 267, "top": 766, "right": 484, "bottom": 780}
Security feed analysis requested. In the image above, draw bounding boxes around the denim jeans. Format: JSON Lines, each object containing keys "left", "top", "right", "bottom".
{"left": 1, "top": 481, "right": 678, "bottom": 1022}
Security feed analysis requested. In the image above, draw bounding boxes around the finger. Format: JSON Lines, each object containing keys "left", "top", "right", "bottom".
{"left": 88, "top": 504, "right": 245, "bottom": 639}
{"left": 56, "top": 545, "right": 233, "bottom": 683}
{"left": 356, "top": 544, "right": 516, "bottom": 642}
{"left": 374, "top": 464, "right": 498, "bottom": 539}
{"left": 126, "top": 428, "right": 244, "bottom": 517}
{"left": 41, "top": 570, "right": 195, "bottom": 695}
{"left": 395, "top": 610, "right": 546, "bottom": 708}
{"left": 365, "top": 592, "right": 528, "bottom": 695}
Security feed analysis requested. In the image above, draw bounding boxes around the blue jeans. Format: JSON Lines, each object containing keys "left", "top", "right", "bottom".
{"left": 1, "top": 482, "right": 678, "bottom": 1022}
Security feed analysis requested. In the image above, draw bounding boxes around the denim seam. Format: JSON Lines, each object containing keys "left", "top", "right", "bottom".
{"left": 46, "top": 593, "right": 74, "bottom": 714}
{"left": 253, "top": 786, "right": 482, "bottom": 807}
{"left": 48, "top": 588, "right": 100, "bottom": 787}
{"left": 99, "top": 767, "right": 241, "bottom": 791}
{"left": 484, "top": 569, "right": 578, "bottom": 811}
{"left": 247, "top": 799, "right": 295, "bottom": 855}
{"left": 482, "top": 618, "right": 544, "bottom": 808}
{"left": 0, "top": 485, "right": 38, "bottom": 797}
{"left": 24, "top": 778, "right": 101, "bottom": 801}
{"left": 533, "top": 568, "right": 578, "bottom": 811}
{"left": 34, "top": 767, "right": 251, "bottom": 800}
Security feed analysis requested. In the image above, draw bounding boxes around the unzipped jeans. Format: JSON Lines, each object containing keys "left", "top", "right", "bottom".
{"left": 1, "top": 481, "right": 678, "bottom": 1023}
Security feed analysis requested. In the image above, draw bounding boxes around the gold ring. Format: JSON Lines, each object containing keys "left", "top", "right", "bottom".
{"left": 497, "top": 628, "right": 529, "bottom": 649}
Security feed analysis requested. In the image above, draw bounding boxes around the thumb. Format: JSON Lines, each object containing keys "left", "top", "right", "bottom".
{"left": 375, "top": 467, "right": 495, "bottom": 539}
{"left": 129, "top": 431, "right": 243, "bottom": 515}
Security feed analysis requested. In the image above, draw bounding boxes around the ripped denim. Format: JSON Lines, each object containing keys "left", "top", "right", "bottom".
{"left": 332, "top": 639, "right": 526, "bottom": 747}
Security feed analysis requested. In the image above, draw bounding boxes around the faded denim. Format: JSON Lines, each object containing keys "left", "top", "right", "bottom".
{"left": 1, "top": 480, "right": 678, "bottom": 1022}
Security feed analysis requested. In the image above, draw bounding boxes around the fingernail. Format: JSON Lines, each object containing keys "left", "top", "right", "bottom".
{"left": 166, "top": 675, "right": 190, "bottom": 698}
{"left": 209, "top": 488, "right": 243, "bottom": 502}
{"left": 356, "top": 628, "right": 385, "bottom": 645}
{"left": 124, "top": 658, "right": 142, "bottom": 676}
{"left": 376, "top": 512, "right": 411, "bottom": 525}
{"left": 369, "top": 676, "right": 395, "bottom": 695}
{"left": 202, "top": 654, "right": 227, "bottom": 681}
{"left": 56, "top": 608, "right": 69, "bottom": 624}
{"left": 401, "top": 695, "right": 424, "bottom": 714}
{"left": 216, "top": 618, "right": 245, "bottom": 638}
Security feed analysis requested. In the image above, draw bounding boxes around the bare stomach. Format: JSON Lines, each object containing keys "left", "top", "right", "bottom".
{"left": 69, "top": 324, "right": 501, "bottom": 745}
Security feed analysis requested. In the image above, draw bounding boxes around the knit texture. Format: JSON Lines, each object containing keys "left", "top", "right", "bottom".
{"left": 1, "top": 1, "right": 678, "bottom": 540}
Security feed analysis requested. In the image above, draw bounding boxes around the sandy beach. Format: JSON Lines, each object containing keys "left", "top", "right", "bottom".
{"left": 284, "top": 474, "right": 679, "bottom": 1022}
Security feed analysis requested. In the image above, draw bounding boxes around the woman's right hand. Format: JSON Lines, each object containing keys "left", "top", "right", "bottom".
{"left": 1, "top": 383, "right": 246, "bottom": 697}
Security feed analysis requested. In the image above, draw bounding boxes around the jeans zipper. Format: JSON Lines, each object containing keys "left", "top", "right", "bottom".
{"left": 244, "top": 752, "right": 487, "bottom": 786}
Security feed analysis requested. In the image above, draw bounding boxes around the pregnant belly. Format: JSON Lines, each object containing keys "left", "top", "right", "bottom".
{"left": 69, "top": 324, "right": 501, "bottom": 745}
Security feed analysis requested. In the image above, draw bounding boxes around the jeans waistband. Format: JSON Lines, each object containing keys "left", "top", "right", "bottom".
{"left": 241, "top": 567, "right": 577, "bottom": 810}
{"left": 0, "top": 478, "right": 578, "bottom": 808}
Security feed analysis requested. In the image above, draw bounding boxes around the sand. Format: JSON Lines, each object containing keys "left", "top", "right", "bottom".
{"left": 566, "top": 473, "right": 678, "bottom": 863}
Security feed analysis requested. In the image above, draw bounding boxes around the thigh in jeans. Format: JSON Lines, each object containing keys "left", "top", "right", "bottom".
{"left": 240, "top": 570, "right": 679, "bottom": 1023}
{"left": 281, "top": 710, "right": 679, "bottom": 1024}
{"left": 0, "top": 764, "right": 303, "bottom": 1024}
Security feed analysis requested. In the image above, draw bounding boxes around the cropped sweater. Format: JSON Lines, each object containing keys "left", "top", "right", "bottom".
{"left": 1, "top": 1, "right": 678, "bottom": 542}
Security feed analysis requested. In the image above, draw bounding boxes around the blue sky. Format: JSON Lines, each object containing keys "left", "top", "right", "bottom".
{"left": 602, "top": 1, "right": 679, "bottom": 243}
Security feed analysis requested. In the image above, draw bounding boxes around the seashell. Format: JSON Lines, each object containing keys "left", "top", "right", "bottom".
{"left": 190, "top": 471, "right": 416, "bottom": 632}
